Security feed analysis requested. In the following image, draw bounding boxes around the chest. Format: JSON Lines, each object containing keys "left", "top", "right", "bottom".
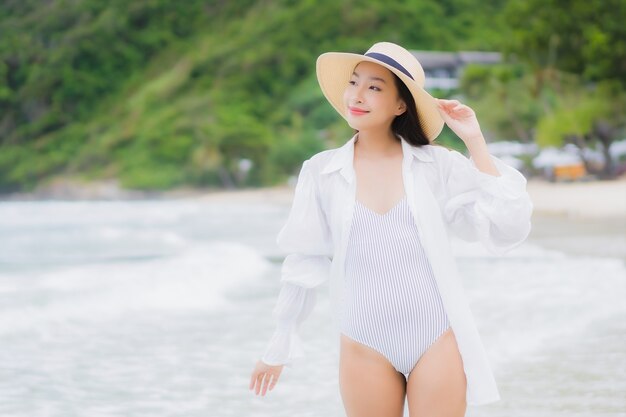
{"left": 353, "top": 154, "right": 405, "bottom": 215}
{"left": 318, "top": 161, "right": 447, "bottom": 252}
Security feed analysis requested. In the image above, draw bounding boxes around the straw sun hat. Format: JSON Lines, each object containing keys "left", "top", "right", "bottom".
{"left": 316, "top": 41, "right": 444, "bottom": 142}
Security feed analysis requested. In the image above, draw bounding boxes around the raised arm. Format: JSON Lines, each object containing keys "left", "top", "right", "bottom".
{"left": 435, "top": 99, "right": 533, "bottom": 254}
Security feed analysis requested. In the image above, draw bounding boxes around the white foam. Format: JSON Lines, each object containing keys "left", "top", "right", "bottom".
{"left": 461, "top": 251, "right": 626, "bottom": 367}
{"left": 0, "top": 200, "right": 202, "bottom": 228}
{"left": 0, "top": 242, "right": 272, "bottom": 334}
{"left": 450, "top": 235, "right": 568, "bottom": 259}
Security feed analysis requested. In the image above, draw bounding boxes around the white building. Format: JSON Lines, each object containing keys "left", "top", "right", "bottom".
{"left": 410, "top": 51, "right": 501, "bottom": 90}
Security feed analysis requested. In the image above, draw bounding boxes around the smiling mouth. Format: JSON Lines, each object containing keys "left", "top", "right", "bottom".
{"left": 348, "top": 107, "right": 369, "bottom": 116}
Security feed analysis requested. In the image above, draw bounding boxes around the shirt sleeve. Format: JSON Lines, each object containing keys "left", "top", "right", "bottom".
{"left": 439, "top": 148, "right": 533, "bottom": 255}
{"left": 260, "top": 282, "right": 316, "bottom": 366}
{"left": 260, "top": 159, "right": 333, "bottom": 367}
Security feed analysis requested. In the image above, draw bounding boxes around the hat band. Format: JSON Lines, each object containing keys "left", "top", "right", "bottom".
{"left": 364, "top": 52, "right": 414, "bottom": 81}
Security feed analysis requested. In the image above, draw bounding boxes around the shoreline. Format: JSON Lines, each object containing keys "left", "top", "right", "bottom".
{"left": 524, "top": 177, "right": 626, "bottom": 221}
{"left": 193, "top": 177, "right": 626, "bottom": 222}
{"left": 2, "top": 177, "right": 625, "bottom": 217}
{"left": 2, "top": 176, "right": 625, "bottom": 219}
{"left": 2, "top": 177, "right": 624, "bottom": 260}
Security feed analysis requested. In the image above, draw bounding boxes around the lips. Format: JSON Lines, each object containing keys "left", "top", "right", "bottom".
{"left": 348, "top": 107, "right": 369, "bottom": 116}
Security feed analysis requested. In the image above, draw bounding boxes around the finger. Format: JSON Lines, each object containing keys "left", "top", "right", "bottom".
{"left": 437, "top": 99, "right": 452, "bottom": 107}
{"left": 453, "top": 105, "right": 472, "bottom": 116}
{"left": 446, "top": 101, "right": 462, "bottom": 112}
{"left": 269, "top": 373, "right": 279, "bottom": 391}
{"left": 255, "top": 373, "right": 264, "bottom": 395}
{"left": 436, "top": 101, "right": 452, "bottom": 113}
{"left": 261, "top": 374, "right": 271, "bottom": 396}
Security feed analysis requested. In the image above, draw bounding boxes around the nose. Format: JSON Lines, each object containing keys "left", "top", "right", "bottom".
{"left": 348, "top": 85, "right": 364, "bottom": 105}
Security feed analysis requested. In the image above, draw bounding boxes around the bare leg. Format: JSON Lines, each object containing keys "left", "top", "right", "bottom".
{"left": 406, "top": 328, "right": 467, "bottom": 417}
{"left": 339, "top": 333, "right": 407, "bottom": 417}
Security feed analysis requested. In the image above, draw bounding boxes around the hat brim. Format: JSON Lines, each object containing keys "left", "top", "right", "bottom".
{"left": 316, "top": 52, "right": 444, "bottom": 142}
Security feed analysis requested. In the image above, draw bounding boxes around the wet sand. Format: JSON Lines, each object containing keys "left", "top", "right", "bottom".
{"left": 5, "top": 175, "right": 625, "bottom": 260}
{"left": 198, "top": 176, "right": 626, "bottom": 217}
{"left": 196, "top": 176, "right": 626, "bottom": 260}
{"left": 529, "top": 212, "right": 626, "bottom": 261}
{"left": 526, "top": 177, "right": 626, "bottom": 261}
{"left": 526, "top": 177, "right": 626, "bottom": 220}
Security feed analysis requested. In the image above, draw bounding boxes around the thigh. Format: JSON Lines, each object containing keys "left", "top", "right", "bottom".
{"left": 339, "top": 333, "right": 407, "bottom": 417}
{"left": 406, "top": 328, "right": 467, "bottom": 417}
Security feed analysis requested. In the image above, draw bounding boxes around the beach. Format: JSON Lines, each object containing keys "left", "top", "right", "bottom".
{"left": 527, "top": 177, "right": 626, "bottom": 260}
{"left": 197, "top": 176, "right": 626, "bottom": 218}
{"left": 525, "top": 177, "right": 626, "bottom": 220}
{"left": 1, "top": 176, "right": 624, "bottom": 416}
{"left": 194, "top": 176, "right": 626, "bottom": 259}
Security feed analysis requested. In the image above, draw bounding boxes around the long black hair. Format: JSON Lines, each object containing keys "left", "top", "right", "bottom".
{"left": 391, "top": 73, "right": 430, "bottom": 146}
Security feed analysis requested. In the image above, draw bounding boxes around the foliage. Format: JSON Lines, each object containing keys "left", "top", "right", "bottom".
{"left": 460, "top": 64, "right": 543, "bottom": 143}
{"left": 5, "top": 0, "right": 608, "bottom": 191}
{"left": 502, "top": 0, "right": 626, "bottom": 85}
{"left": 460, "top": 0, "right": 625, "bottom": 178}
{"left": 536, "top": 79, "right": 626, "bottom": 176}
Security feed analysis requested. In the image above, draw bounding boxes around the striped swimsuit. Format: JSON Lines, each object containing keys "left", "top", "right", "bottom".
{"left": 340, "top": 193, "right": 450, "bottom": 380}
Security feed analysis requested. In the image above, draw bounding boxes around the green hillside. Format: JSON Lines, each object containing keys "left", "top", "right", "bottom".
{"left": 0, "top": 0, "right": 531, "bottom": 191}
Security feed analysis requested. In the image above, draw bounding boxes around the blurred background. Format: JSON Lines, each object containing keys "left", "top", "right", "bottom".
{"left": 0, "top": 1, "right": 624, "bottom": 416}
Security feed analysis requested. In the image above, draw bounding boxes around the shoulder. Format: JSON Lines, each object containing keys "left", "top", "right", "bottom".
{"left": 426, "top": 143, "right": 459, "bottom": 158}
{"left": 424, "top": 144, "right": 469, "bottom": 169}
{"left": 402, "top": 142, "right": 460, "bottom": 169}
{"left": 301, "top": 141, "right": 347, "bottom": 174}
{"left": 306, "top": 148, "right": 336, "bottom": 169}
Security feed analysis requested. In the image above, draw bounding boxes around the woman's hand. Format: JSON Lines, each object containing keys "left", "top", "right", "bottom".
{"left": 435, "top": 99, "right": 485, "bottom": 145}
{"left": 249, "top": 360, "right": 284, "bottom": 396}
{"left": 436, "top": 98, "right": 501, "bottom": 175}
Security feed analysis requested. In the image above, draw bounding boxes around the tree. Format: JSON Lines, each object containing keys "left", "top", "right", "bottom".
{"left": 503, "top": 0, "right": 626, "bottom": 86}
{"left": 501, "top": 0, "right": 626, "bottom": 178}
{"left": 536, "top": 80, "right": 626, "bottom": 177}
{"left": 460, "top": 64, "right": 542, "bottom": 143}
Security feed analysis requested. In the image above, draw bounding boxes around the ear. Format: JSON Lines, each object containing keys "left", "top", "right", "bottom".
{"left": 395, "top": 99, "right": 407, "bottom": 116}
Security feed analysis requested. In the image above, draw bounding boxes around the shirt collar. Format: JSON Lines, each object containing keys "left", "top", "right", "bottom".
{"left": 320, "top": 133, "right": 434, "bottom": 182}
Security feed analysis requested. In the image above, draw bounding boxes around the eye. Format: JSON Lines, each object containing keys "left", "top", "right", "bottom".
{"left": 348, "top": 80, "right": 356, "bottom": 86}
{"left": 370, "top": 85, "right": 382, "bottom": 91}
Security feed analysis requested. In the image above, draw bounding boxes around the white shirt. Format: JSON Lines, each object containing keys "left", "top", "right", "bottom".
{"left": 260, "top": 134, "right": 533, "bottom": 406}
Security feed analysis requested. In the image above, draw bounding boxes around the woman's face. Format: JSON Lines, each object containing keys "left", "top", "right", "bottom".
{"left": 342, "top": 61, "right": 407, "bottom": 132}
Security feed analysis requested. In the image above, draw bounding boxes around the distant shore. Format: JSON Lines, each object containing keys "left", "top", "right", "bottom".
{"left": 524, "top": 177, "right": 626, "bottom": 221}
{"left": 193, "top": 176, "right": 626, "bottom": 259}
{"left": 523, "top": 177, "right": 626, "bottom": 260}
{"left": 3, "top": 176, "right": 624, "bottom": 260}
{"left": 195, "top": 176, "right": 626, "bottom": 261}
{"left": 194, "top": 176, "right": 626, "bottom": 221}
{"left": 3, "top": 176, "right": 625, "bottom": 221}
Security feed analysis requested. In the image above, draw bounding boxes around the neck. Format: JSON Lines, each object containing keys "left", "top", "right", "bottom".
{"left": 354, "top": 128, "right": 399, "bottom": 155}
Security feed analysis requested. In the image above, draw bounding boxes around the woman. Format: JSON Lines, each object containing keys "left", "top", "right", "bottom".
{"left": 249, "top": 42, "right": 532, "bottom": 416}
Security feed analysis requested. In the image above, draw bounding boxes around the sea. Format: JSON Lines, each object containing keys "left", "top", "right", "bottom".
{"left": 0, "top": 197, "right": 624, "bottom": 417}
